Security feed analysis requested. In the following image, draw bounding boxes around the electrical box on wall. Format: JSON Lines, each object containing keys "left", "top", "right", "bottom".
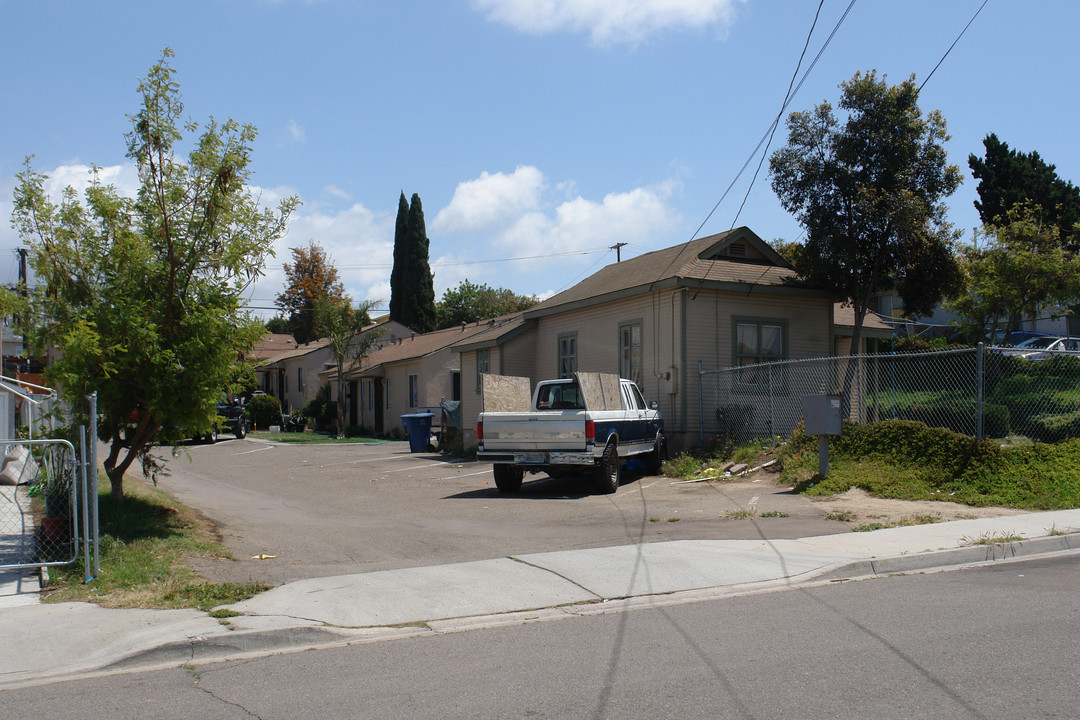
{"left": 661, "top": 367, "right": 679, "bottom": 395}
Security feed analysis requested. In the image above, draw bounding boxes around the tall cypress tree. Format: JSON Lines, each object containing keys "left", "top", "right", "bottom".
{"left": 389, "top": 191, "right": 410, "bottom": 323}
{"left": 389, "top": 192, "right": 437, "bottom": 333}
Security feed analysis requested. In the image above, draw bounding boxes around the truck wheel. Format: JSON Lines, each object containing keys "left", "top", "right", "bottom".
{"left": 205, "top": 428, "right": 218, "bottom": 444}
{"left": 234, "top": 423, "right": 246, "bottom": 440}
{"left": 645, "top": 434, "right": 667, "bottom": 475}
{"left": 493, "top": 464, "right": 523, "bottom": 493}
{"left": 593, "top": 442, "right": 620, "bottom": 494}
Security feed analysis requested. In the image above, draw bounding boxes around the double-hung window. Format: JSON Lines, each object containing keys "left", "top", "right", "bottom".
{"left": 408, "top": 374, "right": 419, "bottom": 408}
{"left": 619, "top": 321, "right": 642, "bottom": 387}
{"left": 558, "top": 333, "right": 577, "bottom": 378}
{"left": 476, "top": 349, "right": 490, "bottom": 391}
{"left": 734, "top": 318, "right": 786, "bottom": 386}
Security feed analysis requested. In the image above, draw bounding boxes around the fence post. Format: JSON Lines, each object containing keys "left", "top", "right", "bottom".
{"left": 698, "top": 360, "right": 705, "bottom": 447}
{"left": 767, "top": 365, "right": 775, "bottom": 440}
{"left": 88, "top": 392, "right": 99, "bottom": 577}
{"left": 78, "top": 426, "right": 92, "bottom": 582}
{"left": 976, "top": 342, "right": 984, "bottom": 441}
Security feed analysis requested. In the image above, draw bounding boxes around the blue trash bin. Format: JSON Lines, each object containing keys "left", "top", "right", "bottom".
{"left": 400, "top": 413, "right": 435, "bottom": 453}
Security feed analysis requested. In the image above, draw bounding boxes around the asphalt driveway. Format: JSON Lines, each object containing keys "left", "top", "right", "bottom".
{"left": 156, "top": 438, "right": 849, "bottom": 586}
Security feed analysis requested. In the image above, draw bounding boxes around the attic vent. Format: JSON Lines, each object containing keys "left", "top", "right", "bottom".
{"left": 727, "top": 242, "right": 747, "bottom": 258}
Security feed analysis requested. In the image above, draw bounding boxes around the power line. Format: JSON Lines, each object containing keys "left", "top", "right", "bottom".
{"left": 650, "top": 0, "right": 857, "bottom": 289}
{"left": 266, "top": 247, "right": 611, "bottom": 272}
{"left": 920, "top": 0, "right": 989, "bottom": 91}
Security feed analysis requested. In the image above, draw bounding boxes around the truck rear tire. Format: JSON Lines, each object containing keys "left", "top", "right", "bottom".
{"left": 593, "top": 442, "right": 620, "bottom": 494}
{"left": 493, "top": 464, "right": 523, "bottom": 493}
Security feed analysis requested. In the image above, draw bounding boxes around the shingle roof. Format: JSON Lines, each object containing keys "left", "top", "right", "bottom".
{"left": 526, "top": 227, "right": 811, "bottom": 316}
{"left": 341, "top": 314, "right": 527, "bottom": 378}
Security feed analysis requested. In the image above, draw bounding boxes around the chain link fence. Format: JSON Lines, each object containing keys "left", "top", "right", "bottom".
{"left": 698, "top": 345, "right": 1080, "bottom": 447}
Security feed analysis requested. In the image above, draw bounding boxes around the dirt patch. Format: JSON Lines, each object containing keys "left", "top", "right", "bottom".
{"left": 809, "top": 487, "right": 1025, "bottom": 526}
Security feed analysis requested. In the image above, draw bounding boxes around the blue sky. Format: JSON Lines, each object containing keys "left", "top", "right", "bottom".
{"left": 2, "top": 0, "right": 1077, "bottom": 319}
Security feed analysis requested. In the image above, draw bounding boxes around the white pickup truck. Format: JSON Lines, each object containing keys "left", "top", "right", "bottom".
{"left": 476, "top": 372, "right": 666, "bottom": 494}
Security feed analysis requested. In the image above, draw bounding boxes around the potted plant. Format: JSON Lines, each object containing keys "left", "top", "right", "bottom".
{"left": 29, "top": 449, "right": 74, "bottom": 548}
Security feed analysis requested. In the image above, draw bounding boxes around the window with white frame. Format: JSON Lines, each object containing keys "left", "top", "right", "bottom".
{"left": 734, "top": 318, "right": 786, "bottom": 386}
{"left": 408, "top": 374, "right": 419, "bottom": 408}
{"left": 619, "top": 321, "right": 642, "bottom": 387}
{"left": 558, "top": 333, "right": 577, "bottom": 378}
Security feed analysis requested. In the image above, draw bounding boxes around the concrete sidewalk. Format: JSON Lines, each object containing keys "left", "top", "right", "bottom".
{"left": 1, "top": 509, "right": 1079, "bottom": 689}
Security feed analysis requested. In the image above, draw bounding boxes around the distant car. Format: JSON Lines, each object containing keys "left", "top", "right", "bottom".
{"left": 1003, "top": 331, "right": 1054, "bottom": 347}
{"left": 1006, "top": 336, "right": 1080, "bottom": 360}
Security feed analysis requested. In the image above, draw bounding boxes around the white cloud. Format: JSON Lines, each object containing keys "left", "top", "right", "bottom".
{"left": 432, "top": 165, "right": 544, "bottom": 233}
{"left": 472, "top": 0, "right": 744, "bottom": 45}
{"left": 497, "top": 181, "right": 680, "bottom": 257}
{"left": 323, "top": 185, "right": 352, "bottom": 201}
{"left": 288, "top": 119, "right": 306, "bottom": 144}
{"left": 259, "top": 200, "right": 395, "bottom": 312}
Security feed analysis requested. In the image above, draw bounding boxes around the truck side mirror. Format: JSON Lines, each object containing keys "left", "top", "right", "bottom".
{"left": 650, "top": 401, "right": 659, "bottom": 410}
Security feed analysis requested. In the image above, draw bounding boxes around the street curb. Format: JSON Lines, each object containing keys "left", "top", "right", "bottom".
{"left": 102, "top": 625, "right": 360, "bottom": 672}
{"left": 813, "top": 532, "right": 1080, "bottom": 581}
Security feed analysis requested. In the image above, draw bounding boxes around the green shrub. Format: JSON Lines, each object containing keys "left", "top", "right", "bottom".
{"left": 302, "top": 383, "right": 337, "bottom": 431}
{"left": 247, "top": 394, "right": 281, "bottom": 429}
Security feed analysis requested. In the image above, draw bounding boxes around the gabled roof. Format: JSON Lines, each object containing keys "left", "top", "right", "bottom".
{"left": 526, "top": 227, "right": 822, "bottom": 318}
{"left": 250, "top": 333, "right": 300, "bottom": 363}
{"left": 259, "top": 338, "right": 332, "bottom": 366}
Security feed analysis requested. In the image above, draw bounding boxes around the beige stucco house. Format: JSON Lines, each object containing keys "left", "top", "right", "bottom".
{"left": 451, "top": 227, "right": 891, "bottom": 451}
{"left": 329, "top": 319, "right": 520, "bottom": 436}
{"left": 257, "top": 320, "right": 412, "bottom": 417}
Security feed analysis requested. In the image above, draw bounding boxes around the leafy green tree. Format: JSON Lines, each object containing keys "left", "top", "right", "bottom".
{"left": 950, "top": 204, "right": 1080, "bottom": 338}
{"left": 10, "top": 48, "right": 298, "bottom": 502}
{"left": 274, "top": 240, "right": 347, "bottom": 344}
{"left": 265, "top": 315, "right": 290, "bottom": 334}
{"left": 969, "top": 133, "right": 1080, "bottom": 251}
{"left": 435, "top": 279, "right": 538, "bottom": 329}
{"left": 314, "top": 296, "right": 381, "bottom": 438}
{"left": 389, "top": 192, "right": 436, "bottom": 333}
{"left": 769, "top": 70, "right": 963, "bottom": 356}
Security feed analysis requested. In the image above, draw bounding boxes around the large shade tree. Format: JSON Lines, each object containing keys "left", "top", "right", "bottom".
{"left": 11, "top": 48, "right": 298, "bottom": 502}
{"left": 969, "top": 133, "right": 1080, "bottom": 252}
{"left": 769, "top": 70, "right": 963, "bottom": 356}
{"left": 275, "top": 240, "right": 347, "bottom": 344}
{"left": 435, "top": 279, "right": 537, "bottom": 329}
{"left": 950, "top": 204, "right": 1080, "bottom": 338}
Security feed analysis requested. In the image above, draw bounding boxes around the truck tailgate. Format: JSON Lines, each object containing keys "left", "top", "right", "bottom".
{"left": 480, "top": 412, "right": 588, "bottom": 451}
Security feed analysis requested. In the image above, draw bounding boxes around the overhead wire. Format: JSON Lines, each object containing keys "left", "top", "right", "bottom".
{"left": 648, "top": 0, "right": 858, "bottom": 291}
{"left": 920, "top": 0, "right": 990, "bottom": 92}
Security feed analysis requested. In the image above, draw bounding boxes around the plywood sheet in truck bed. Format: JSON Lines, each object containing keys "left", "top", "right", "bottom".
{"left": 576, "top": 372, "right": 623, "bottom": 411}
{"left": 481, "top": 374, "right": 532, "bottom": 413}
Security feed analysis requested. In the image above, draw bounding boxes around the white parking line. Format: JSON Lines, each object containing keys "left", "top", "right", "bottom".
{"left": 233, "top": 445, "right": 274, "bottom": 456}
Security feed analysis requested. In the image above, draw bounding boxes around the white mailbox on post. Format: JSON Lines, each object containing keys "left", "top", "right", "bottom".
{"left": 801, "top": 395, "right": 842, "bottom": 477}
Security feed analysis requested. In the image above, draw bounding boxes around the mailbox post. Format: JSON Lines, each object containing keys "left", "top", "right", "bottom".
{"left": 801, "top": 395, "right": 842, "bottom": 477}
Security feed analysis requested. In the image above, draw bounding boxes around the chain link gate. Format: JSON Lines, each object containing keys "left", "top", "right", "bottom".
{"left": 0, "top": 390, "right": 99, "bottom": 584}
{"left": 698, "top": 344, "right": 1080, "bottom": 447}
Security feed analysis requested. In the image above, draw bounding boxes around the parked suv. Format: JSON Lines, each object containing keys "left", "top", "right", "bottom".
{"left": 194, "top": 397, "right": 248, "bottom": 443}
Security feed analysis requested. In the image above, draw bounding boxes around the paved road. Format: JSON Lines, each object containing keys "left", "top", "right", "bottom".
{"left": 158, "top": 438, "right": 849, "bottom": 585}
{"left": 3, "top": 552, "right": 1076, "bottom": 719}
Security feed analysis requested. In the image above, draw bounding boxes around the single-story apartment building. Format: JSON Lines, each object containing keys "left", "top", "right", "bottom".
{"left": 450, "top": 226, "right": 891, "bottom": 451}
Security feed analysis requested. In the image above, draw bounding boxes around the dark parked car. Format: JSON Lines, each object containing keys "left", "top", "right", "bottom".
{"left": 194, "top": 398, "right": 248, "bottom": 443}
